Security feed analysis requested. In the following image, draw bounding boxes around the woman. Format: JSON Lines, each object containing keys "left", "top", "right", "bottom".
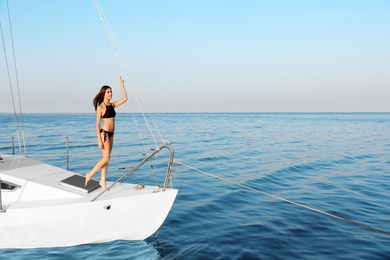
{"left": 85, "top": 76, "right": 128, "bottom": 191}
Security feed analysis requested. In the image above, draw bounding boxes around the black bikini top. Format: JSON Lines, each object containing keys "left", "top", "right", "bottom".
{"left": 102, "top": 103, "right": 116, "bottom": 118}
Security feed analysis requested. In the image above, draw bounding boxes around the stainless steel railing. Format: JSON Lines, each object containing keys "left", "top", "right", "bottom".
{"left": 91, "top": 143, "right": 175, "bottom": 202}
{"left": 9, "top": 136, "right": 70, "bottom": 170}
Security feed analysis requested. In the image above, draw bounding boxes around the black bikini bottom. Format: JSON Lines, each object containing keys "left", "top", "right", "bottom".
{"left": 100, "top": 129, "right": 114, "bottom": 142}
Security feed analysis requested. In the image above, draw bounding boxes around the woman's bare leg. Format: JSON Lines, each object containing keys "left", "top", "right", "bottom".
{"left": 100, "top": 164, "right": 108, "bottom": 190}
{"left": 85, "top": 157, "right": 109, "bottom": 184}
{"left": 99, "top": 136, "right": 113, "bottom": 190}
{"left": 85, "top": 133, "right": 112, "bottom": 187}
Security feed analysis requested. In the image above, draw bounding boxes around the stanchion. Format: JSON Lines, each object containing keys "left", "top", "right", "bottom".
{"left": 66, "top": 136, "right": 69, "bottom": 170}
{"left": 12, "top": 136, "right": 15, "bottom": 155}
{"left": 0, "top": 177, "right": 4, "bottom": 212}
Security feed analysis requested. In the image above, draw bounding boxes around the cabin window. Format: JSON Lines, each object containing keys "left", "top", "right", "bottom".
{"left": 0, "top": 180, "right": 21, "bottom": 192}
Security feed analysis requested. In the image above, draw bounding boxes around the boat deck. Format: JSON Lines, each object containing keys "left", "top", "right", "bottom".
{"left": 0, "top": 155, "right": 170, "bottom": 209}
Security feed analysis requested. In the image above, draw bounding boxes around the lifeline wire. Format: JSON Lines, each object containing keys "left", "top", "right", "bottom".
{"left": 175, "top": 160, "right": 390, "bottom": 236}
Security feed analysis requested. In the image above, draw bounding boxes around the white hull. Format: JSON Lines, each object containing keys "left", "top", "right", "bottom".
{"left": 0, "top": 156, "right": 178, "bottom": 249}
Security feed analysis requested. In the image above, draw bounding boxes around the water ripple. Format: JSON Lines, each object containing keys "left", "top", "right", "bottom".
{"left": 1, "top": 113, "right": 390, "bottom": 259}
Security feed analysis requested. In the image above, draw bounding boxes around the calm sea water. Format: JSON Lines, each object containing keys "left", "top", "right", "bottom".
{"left": 0, "top": 112, "right": 389, "bottom": 259}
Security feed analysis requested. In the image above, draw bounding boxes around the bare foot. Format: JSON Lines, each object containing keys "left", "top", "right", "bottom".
{"left": 100, "top": 180, "right": 109, "bottom": 191}
{"left": 85, "top": 172, "right": 93, "bottom": 187}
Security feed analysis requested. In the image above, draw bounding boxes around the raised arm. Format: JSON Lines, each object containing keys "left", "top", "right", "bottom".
{"left": 113, "top": 76, "right": 128, "bottom": 108}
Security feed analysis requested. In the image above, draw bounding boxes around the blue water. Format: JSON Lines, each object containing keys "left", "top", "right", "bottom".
{"left": 0, "top": 113, "right": 389, "bottom": 259}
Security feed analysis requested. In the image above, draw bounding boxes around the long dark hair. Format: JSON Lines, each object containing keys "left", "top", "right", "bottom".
{"left": 93, "top": 85, "right": 111, "bottom": 111}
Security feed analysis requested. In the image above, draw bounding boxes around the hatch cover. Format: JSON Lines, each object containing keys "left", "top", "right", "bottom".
{"left": 59, "top": 175, "right": 100, "bottom": 193}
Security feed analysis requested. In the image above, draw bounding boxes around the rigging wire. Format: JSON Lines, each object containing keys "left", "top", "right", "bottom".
{"left": 6, "top": 0, "right": 26, "bottom": 155}
{"left": 92, "top": 0, "right": 166, "bottom": 151}
{"left": 1, "top": 21, "right": 22, "bottom": 155}
{"left": 175, "top": 160, "right": 390, "bottom": 236}
{"left": 92, "top": 0, "right": 168, "bottom": 183}
{"left": 92, "top": 0, "right": 148, "bottom": 156}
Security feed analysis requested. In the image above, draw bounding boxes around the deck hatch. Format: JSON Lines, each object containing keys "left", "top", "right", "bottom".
{"left": 59, "top": 175, "right": 100, "bottom": 193}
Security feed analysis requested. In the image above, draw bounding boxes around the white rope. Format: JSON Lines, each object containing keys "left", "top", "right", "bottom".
{"left": 175, "top": 160, "right": 390, "bottom": 236}
{"left": 92, "top": 0, "right": 165, "bottom": 151}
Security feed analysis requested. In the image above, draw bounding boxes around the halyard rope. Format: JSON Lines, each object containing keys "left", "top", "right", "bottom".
{"left": 175, "top": 160, "right": 390, "bottom": 236}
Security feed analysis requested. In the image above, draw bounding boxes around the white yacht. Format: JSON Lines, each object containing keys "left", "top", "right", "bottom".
{"left": 0, "top": 144, "right": 178, "bottom": 249}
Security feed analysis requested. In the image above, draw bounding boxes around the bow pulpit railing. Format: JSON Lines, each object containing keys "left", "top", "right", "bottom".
{"left": 91, "top": 143, "right": 175, "bottom": 202}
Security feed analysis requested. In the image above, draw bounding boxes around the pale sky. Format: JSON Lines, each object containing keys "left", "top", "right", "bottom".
{"left": 1, "top": 0, "right": 389, "bottom": 113}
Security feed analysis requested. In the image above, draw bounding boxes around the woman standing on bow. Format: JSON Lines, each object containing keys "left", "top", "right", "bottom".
{"left": 85, "top": 76, "right": 128, "bottom": 191}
